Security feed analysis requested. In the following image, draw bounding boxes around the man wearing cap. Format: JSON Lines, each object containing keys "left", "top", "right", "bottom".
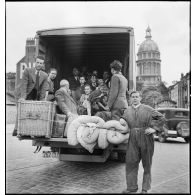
{"left": 122, "top": 91, "right": 165, "bottom": 194}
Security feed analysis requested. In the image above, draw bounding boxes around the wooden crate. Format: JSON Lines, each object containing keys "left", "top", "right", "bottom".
{"left": 17, "top": 101, "right": 55, "bottom": 138}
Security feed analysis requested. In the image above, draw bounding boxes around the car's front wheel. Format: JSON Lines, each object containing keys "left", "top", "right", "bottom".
{"left": 184, "top": 137, "right": 190, "bottom": 143}
{"left": 158, "top": 132, "right": 167, "bottom": 143}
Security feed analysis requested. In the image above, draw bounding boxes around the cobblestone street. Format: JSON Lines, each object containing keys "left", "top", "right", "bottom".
{"left": 6, "top": 124, "right": 190, "bottom": 194}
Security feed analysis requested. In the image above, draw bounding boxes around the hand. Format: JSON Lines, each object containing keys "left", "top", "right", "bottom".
{"left": 67, "top": 112, "right": 73, "bottom": 118}
{"left": 19, "top": 98, "right": 25, "bottom": 102}
{"left": 145, "top": 128, "right": 156, "bottom": 135}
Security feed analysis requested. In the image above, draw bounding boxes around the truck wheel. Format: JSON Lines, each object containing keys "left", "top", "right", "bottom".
{"left": 184, "top": 137, "right": 190, "bottom": 143}
{"left": 118, "top": 152, "right": 126, "bottom": 162}
{"left": 158, "top": 133, "right": 166, "bottom": 143}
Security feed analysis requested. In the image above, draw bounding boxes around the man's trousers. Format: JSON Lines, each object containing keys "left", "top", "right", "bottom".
{"left": 125, "top": 127, "right": 154, "bottom": 192}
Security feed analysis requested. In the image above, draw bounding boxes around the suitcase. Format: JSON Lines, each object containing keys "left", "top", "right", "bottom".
{"left": 52, "top": 114, "right": 67, "bottom": 138}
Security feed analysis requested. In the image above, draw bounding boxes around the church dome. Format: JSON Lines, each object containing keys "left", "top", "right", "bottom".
{"left": 138, "top": 26, "right": 159, "bottom": 53}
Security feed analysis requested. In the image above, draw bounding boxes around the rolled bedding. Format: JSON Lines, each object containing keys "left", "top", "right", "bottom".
{"left": 107, "top": 130, "right": 129, "bottom": 144}
{"left": 102, "top": 118, "right": 129, "bottom": 133}
{"left": 76, "top": 125, "right": 98, "bottom": 153}
{"left": 66, "top": 115, "right": 105, "bottom": 146}
{"left": 98, "top": 128, "right": 109, "bottom": 149}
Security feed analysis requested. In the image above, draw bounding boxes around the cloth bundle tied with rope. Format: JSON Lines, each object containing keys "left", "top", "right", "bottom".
{"left": 66, "top": 115, "right": 130, "bottom": 153}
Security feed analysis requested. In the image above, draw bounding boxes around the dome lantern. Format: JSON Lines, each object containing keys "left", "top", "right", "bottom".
{"left": 145, "top": 25, "right": 152, "bottom": 40}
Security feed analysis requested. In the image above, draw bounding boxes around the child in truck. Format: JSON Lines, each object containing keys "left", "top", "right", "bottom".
{"left": 77, "top": 84, "right": 92, "bottom": 116}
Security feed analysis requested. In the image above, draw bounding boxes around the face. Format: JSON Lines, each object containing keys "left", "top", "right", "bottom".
{"left": 79, "top": 77, "right": 85, "bottom": 84}
{"left": 91, "top": 75, "right": 97, "bottom": 83}
{"left": 131, "top": 92, "right": 141, "bottom": 106}
{"left": 49, "top": 70, "right": 57, "bottom": 80}
{"left": 64, "top": 82, "right": 70, "bottom": 90}
{"left": 103, "top": 72, "right": 109, "bottom": 80}
{"left": 111, "top": 68, "right": 116, "bottom": 75}
{"left": 84, "top": 86, "right": 91, "bottom": 95}
{"left": 35, "top": 58, "right": 44, "bottom": 71}
{"left": 98, "top": 79, "right": 104, "bottom": 86}
{"left": 73, "top": 68, "right": 79, "bottom": 76}
{"left": 93, "top": 70, "right": 98, "bottom": 76}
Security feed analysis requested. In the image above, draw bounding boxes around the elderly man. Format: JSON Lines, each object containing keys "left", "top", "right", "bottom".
{"left": 12, "top": 55, "right": 48, "bottom": 136}
{"left": 122, "top": 91, "right": 165, "bottom": 194}
{"left": 55, "top": 79, "right": 78, "bottom": 117}
{"left": 107, "top": 60, "right": 128, "bottom": 120}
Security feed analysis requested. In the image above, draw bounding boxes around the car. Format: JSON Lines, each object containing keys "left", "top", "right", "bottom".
{"left": 155, "top": 107, "right": 190, "bottom": 143}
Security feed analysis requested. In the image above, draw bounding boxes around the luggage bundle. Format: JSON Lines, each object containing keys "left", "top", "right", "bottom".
{"left": 17, "top": 101, "right": 56, "bottom": 138}
{"left": 17, "top": 100, "right": 67, "bottom": 138}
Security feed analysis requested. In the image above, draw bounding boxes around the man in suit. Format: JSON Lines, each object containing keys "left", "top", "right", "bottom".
{"left": 55, "top": 79, "right": 78, "bottom": 117}
{"left": 107, "top": 60, "right": 128, "bottom": 120}
{"left": 68, "top": 67, "right": 80, "bottom": 102}
{"left": 12, "top": 55, "right": 48, "bottom": 136}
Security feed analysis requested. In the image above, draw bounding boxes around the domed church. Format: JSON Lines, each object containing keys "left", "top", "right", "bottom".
{"left": 136, "top": 26, "right": 161, "bottom": 87}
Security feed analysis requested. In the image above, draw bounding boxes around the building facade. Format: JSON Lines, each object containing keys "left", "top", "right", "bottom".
{"left": 136, "top": 26, "right": 161, "bottom": 87}
{"left": 15, "top": 38, "right": 36, "bottom": 87}
{"left": 168, "top": 72, "right": 190, "bottom": 109}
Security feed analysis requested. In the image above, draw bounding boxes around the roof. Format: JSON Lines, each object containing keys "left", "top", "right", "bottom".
{"left": 138, "top": 26, "right": 159, "bottom": 53}
{"left": 157, "top": 98, "right": 177, "bottom": 104}
{"left": 16, "top": 56, "right": 26, "bottom": 66}
{"left": 157, "top": 107, "right": 189, "bottom": 111}
{"left": 138, "top": 39, "right": 159, "bottom": 53}
{"left": 36, "top": 26, "right": 134, "bottom": 36}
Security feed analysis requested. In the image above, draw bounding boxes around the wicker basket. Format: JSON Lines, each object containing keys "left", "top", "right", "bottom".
{"left": 17, "top": 101, "right": 56, "bottom": 138}
{"left": 52, "top": 114, "right": 67, "bottom": 138}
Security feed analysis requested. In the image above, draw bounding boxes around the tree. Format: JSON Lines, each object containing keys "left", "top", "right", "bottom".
{"left": 142, "top": 90, "right": 163, "bottom": 108}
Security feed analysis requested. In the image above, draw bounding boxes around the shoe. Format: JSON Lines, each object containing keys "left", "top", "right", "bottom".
{"left": 12, "top": 129, "right": 17, "bottom": 136}
{"left": 122, "top": 189, "right": 137, "bottom": 194}
{"left": 141, "top": 190, "right": 147, "bottom": 194}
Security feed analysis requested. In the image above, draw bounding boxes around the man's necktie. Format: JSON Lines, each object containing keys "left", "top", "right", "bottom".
{"left": 36, "top": 71, "right": 40, "bottom": 100}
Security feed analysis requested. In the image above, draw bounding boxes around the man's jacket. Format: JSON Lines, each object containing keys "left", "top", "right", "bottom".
{"left": 55, "top": 88, "right": 78, "bottom": 115}
{"left": 20, "top": 67, "right": 48, "bottom": 100}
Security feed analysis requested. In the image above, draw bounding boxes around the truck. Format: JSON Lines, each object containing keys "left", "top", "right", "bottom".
{"left": 19, "top": 26, "right": 136, "bottom": 163}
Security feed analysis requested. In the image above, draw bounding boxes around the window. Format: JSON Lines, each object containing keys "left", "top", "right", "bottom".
{"left": 174, "top": 111, "right": 189, "bottom": 117}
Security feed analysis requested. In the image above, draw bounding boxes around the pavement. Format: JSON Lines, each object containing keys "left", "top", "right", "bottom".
{"left": 6, "top": 124, "right": 190, "bottom": 194}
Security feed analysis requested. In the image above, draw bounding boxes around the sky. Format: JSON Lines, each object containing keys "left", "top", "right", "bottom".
{"left": 5, "top": 1, "right": 190, "bottom": 86}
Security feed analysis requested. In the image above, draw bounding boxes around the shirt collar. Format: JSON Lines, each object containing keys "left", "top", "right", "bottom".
{"left": 132, "top": 103, "right": 141, "bottom": 109}
{"left": 35, "top": 69, "right": 41, "bottom": 75}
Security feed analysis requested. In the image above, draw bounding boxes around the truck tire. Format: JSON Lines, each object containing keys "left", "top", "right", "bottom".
{"left": 158, "top": 133, "right": 166, "bottom": 143}
{"left": 118, "top": 152, "right": 126, "bottom": 162}
{"left": 184, "top": 137, "right": 190, "bottom": 143}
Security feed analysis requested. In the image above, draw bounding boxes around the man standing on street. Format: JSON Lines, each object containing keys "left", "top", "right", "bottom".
{"left": 12, "top": 55, "right": 48, "bottom": 136}
{"left": 122, "top": 91, "right": 165, "bottom": 194}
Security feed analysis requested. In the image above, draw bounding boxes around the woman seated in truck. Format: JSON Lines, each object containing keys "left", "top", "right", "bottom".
{"left": 88, "top": 83, "right": 110, "bottom": 116}
{"left": 89, "top": 75, "right": 98, "bottom": 91}
{"left": 77, "top": 84, "right": 92, "bottom": 116}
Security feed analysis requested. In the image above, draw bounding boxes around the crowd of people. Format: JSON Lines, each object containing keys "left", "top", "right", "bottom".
{"left": 12, "top": 55, "right": 166, "bottom": 194}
